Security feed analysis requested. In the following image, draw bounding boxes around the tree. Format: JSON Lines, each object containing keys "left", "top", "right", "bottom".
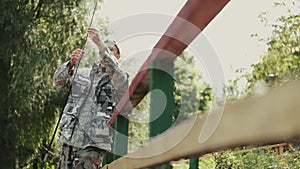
{"left": 0, "top": 0, "right": 102, "bottom": 168}
{"left": 226, "top": 6, "right": 300, "bottom": 98}
{"left": 173, "top": 52, "right": 213, "bottom": 123}
{"left": 247, "top": 13, "right": 300, "bottom": 91}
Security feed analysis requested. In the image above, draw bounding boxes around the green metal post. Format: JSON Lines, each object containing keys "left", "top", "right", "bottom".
{"left": 102, "top": 152, "right": 113, "bottom": 166}
{"left": 102, "top": 115, "right": 129, "bottom": 165}
{"left": 150, "top": 60, "right": 174, "bottom": 169}
{"left": 113, "top": 115, "right": 129, "bottom": 160}
{"left": 189, "top": 156, "right": 199, "bottom": 169}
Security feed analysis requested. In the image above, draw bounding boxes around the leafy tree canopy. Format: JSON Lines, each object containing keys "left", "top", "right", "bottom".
{"left": 226, "top": 7, "right": 300, "bottom": 99}
{"left": 0, "top": 0, "right": 103, "bottom": 168}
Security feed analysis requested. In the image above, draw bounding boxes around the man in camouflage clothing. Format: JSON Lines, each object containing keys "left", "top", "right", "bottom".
{"left": 53, "top": 27, "right": 129, "bottom": 169}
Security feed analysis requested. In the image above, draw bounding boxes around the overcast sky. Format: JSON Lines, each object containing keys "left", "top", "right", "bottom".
{"left": 94, "top": 0, "right": 297, "bottom": 95}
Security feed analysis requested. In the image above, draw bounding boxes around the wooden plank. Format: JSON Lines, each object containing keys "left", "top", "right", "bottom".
{"left": 103, "top": 79, "right": 300, "bottom": 169}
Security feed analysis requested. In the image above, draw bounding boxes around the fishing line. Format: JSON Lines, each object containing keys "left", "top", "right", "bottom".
{"left": 40, "top": 2, "right": 98, "bottom": 168}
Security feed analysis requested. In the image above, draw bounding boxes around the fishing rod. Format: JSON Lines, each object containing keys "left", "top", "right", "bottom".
{"left": 40, "top": 2, "right": 98, "bottom": 168}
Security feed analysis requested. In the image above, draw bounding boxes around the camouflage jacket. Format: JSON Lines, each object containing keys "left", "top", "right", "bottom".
{"left": 53, "top": 47, "right": 128, "bottom": 152}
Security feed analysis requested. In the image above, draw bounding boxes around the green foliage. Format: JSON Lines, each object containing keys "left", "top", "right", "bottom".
{"left": 198, "top": 154, "right": 217, "bottom": 169}
{"left": 213, "top": 150, "right": 243, "bottom": 169}
{"left": 128, "top": 94, "right": 150, "bottom": 152}
{"left": 249, "top": 14, "right": 300, "bottom": 87}
{"left": 174, "top": 52, "right": 213, "bottom": 122}
{"left": 0, "top": 0, "right": 104, "bottom": 168}
{"left": 212, "top": 146, "right": 300, "bottom": 169}
{"left": 251, "top": 15, "right": 298, "bottom": 95}
{"left": 225, "top": 5, "right": 300, "bottom": 99}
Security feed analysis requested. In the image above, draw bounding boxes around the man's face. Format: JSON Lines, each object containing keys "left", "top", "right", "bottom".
{"left": 105, "top": 42, "right": 120, "bottom": 59}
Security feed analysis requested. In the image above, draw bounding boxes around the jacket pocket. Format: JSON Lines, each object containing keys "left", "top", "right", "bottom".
{"left": 84, "top": 112, "right": 113, "bottom": 143}
{"left": 71, "top": 74, "right": 89, "bottom": 97}
{"left": 59, "top": 113, "right": 77, "bottom": 140}
{"left": 59, "top": 104, "right": 79, "bottom": 140}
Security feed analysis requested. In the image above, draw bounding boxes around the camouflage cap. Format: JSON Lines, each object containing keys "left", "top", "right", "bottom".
{"left": 104, "top": 39, "right": 120, "bottom": 55}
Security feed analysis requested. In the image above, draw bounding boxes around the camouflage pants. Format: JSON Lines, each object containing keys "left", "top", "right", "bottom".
{"left": 58, "top": 144, "right": 106, "bottom": 169}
